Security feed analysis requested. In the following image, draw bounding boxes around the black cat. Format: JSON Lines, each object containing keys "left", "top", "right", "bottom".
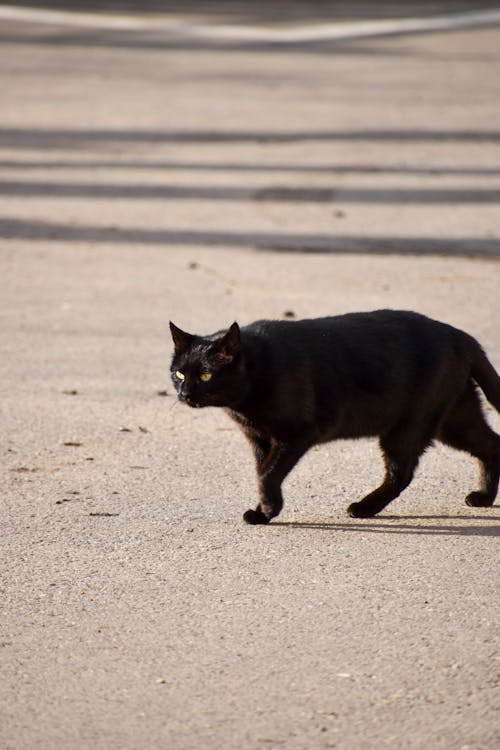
{"left": 169, "top": 310, "right": 500, "bottom": 524}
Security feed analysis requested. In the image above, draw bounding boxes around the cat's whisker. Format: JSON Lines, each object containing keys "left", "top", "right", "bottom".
{"left": 166, "top": 397, "right": 181, "bottom": 413}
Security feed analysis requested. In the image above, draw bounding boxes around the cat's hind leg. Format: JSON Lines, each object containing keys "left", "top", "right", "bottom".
{"left": 437, "top": 383, "right": 500, "bottom": 507}
{"left": 347, "top": 429, "right": 430, "bottom": 518}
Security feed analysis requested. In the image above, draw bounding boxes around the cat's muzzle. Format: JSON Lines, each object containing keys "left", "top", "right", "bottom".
{"left": 178, "top": 393, "right": 203, "bottom": 408}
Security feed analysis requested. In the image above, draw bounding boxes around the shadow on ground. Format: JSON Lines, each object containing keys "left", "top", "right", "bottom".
{"left": 10, "top": 0, "right": 500, "bottom": 24}
{"left": 272, "top": 513, "right": 500, "bottom": 536}
{"left": 1, "top": 219, "right": 498, "bottom": 258}
{"left": 2, "top": 126, "right": 500, "bottom": 147}
{"left": 2, "top": 126, "right": 499, "bottom": 258}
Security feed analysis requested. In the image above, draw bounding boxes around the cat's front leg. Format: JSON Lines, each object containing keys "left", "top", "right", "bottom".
{"left": 244, "top": 439, "right": 308, "bottom": 525}
{"left": 249, "top": 433, "right": 273, "bottom": 469}
{"left": 242, "top": 433, "right": 275, "bottom": 524}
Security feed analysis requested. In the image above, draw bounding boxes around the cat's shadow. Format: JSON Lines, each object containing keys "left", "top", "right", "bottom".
{"left": 271, "top": 513, "right": 500, "bottom": 537}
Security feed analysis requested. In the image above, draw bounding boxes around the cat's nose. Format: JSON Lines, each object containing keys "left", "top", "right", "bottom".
{"left": 178, "top": 386, "right": 193, "bottom": 405}
{"left": 179, "top": 392, "right": 198, "bottom": 408}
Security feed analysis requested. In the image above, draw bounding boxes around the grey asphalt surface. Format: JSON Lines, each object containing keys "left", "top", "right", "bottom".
{"left": 1, "top": 6, "right": 500, "bottom": 750}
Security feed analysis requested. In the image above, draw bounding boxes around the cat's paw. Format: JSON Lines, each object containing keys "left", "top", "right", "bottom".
{"left": 347, "top": 502, "right": 377, "bottom": 518}
{"left": 243, "top": 508, "right": 270, "bottom": 525}
{"left": 465, "top": 491, "right": 495, "bottom": 508}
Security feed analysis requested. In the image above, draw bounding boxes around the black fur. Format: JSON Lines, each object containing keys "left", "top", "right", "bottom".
{"left": 169, "top": 310, "right": 500, "bottom": 523}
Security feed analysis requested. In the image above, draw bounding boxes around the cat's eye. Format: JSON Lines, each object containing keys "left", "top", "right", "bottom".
{"left": 175, "top": 370, "right": 185, "bottom": 381}
{"left": 200, "top": 372, "right": 212, "bottom": 382}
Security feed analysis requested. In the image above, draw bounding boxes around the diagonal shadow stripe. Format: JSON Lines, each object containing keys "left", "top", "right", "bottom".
{"left": 2, "top": 127, "right": 500, "bottom": 149}
{"left": 1, "top": 218, "right": 499, "bottom": 257}
{"left": 2, "top": 179, "right": 500, "bottom": 204}
{"left": 2, "top": 159, "right": 500, "bottom": 177}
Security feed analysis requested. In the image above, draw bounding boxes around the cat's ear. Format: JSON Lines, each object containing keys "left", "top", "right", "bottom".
{"left": 216, "top": 322, "right": 241, "bottom": 363}
{"left": 169, "top": 322, "right": 195, "bottom": 353}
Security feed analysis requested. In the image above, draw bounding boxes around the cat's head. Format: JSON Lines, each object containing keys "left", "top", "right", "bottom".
{"left": 169, "top": 321, "right": 248, "bottom": 409}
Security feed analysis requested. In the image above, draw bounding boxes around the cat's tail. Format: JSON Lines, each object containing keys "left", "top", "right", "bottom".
{"left": 471, "top": 344, "right": 500, "bottom": 412}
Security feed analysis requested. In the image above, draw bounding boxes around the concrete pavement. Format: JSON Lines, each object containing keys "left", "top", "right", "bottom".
{"left": 1, "top": 8, "right": 499, "bottom": 750}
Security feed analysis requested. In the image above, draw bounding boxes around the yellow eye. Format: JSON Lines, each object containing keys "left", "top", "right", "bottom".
{"left": 200, "top": 372, "right": 212, "bottom": 382}
{"left": 175, "top": 371, "right": 185, "bottom": 381}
